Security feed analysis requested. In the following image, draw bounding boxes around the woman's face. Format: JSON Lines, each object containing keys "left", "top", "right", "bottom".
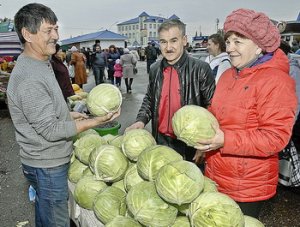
{"left": 225, "top": 33, "right": 262, "bottom": 69}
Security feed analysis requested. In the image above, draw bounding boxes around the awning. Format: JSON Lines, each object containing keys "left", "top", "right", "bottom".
{"left": 0, "top": 32, "right": 22, "bottom": 57}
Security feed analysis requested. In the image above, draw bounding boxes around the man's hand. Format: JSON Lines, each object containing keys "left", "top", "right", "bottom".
{"left": 70, "top": 112, "right": 88, "bottom": 121}
{"left": 193, "top": 150, "right": 206, "bottom": 165}
{"left": 125, "top": 121, "right": 145, "bottom": 132}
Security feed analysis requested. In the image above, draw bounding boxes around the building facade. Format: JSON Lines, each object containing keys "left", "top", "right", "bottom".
{"left": 117, "top": 12, "right": 180, "bottom": 47}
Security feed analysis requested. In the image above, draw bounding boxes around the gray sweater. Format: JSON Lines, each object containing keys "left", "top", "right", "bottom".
{"left": 7, "top": 54, "right": 77, "bottom": 168}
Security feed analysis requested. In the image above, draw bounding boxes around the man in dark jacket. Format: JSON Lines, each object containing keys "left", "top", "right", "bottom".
{"left": 145, "top": 42, "right": 157, "bottom": 73}
{"left": 127, "top": 19, "right": 215, "bottom": 161}
{"left": 91, "top": 45, "right": 107, "bottom": 85}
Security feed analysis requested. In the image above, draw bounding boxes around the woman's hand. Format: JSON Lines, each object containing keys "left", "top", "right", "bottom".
{"left": 193, "top": 124, "right": 225, "bottom": 152}
{"left": 94, "top": 108, "right": 121, "bottom": 125}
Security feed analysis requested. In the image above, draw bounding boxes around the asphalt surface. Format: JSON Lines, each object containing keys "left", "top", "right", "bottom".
{"left": 0, "top": 60, "right": 299, "bottom": 227}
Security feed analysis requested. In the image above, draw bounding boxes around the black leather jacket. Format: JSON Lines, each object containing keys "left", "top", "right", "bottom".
{"left": 136, "top": 51, "right": 216, "bottom": 140}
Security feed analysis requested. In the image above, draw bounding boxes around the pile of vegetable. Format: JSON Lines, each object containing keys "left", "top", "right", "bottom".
{"left": 68, "top": 107, "right": 265, "bottom": 226}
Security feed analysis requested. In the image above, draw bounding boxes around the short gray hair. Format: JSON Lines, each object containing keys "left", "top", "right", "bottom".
{"left": 158, "top": 19, "right": 186, "bottom": 36}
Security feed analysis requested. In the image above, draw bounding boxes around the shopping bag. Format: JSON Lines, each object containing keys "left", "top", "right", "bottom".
{"left": 278, "top": 140, "right": 300, "bottom": 187}
{"left": 68, "top": 65, "right": 75, "bottom": 78}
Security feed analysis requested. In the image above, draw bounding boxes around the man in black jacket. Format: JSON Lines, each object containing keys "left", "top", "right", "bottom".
{"left": 127, "top": 19, "right": 215, "bottom": 162}
{"left": 145, "top": 42, "right": 157, "bottom": 73}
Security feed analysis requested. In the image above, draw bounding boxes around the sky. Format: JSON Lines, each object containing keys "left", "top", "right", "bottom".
{"left": 1, "top": 0, "right": 299, "bottom": 42}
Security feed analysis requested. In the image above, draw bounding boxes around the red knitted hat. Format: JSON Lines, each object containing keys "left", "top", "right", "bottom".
{"left": 224, "top": 8, "right": 280, "bottom": 52}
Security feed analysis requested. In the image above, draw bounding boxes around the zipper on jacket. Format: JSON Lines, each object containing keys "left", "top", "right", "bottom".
{"left": 167, "top": 67, "right": 172, "bottom": 133}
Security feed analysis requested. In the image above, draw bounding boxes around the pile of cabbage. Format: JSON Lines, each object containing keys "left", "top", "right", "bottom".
{"left": 68, "top": 127, "right": 265, "bottom": 227}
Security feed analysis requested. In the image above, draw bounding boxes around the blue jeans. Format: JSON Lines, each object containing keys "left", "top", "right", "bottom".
{"left": 92, "top": 66, "right": 105, "bottom": 85}
{"left": 22, "top": 163, "right": 70, "bottom": 227}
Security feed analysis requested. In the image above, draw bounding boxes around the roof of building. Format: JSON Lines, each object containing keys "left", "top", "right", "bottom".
{"left": 0, "top": 32, "right": 22, "bottom": 56}
{"left": 117, "top": 12, "right": 180, "bottom": 26}
{"left": 61, "top": 29, "right": 127, "bottom": 45}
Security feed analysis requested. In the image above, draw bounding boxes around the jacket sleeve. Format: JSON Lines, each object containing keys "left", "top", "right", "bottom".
{"left": 198, "top": 61, "right": 216, "bottom": 107}
{"left": 221, "top": 75, "right": 297, "bottom": 157}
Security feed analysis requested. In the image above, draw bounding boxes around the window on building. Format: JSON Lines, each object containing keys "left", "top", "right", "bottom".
{"left": 129, "top": 25, "right": 131, "bottom": 30}
{"left": 154, "top": 24, "right": 157, "bottom": 29}
{"left": 153, "top": 32, "right": 156, "bottom": 37}
{"left": 125, "top": 26, "right": 128, "bottom": 30}
{"left": 136, "top": 24, "right": 139, "bottom": 30}
{"left": 149, "top": 24, "right": 152, "bottom": 29}
{"left": 129, "top": 33, "right": 131, "bottom": 38}
{"left": 144, "top": 24, "right": 147, "bottom": 29}
{"left": 122, "top": 26, "right": 124, "bottom": 31}
{"left": 149, "top": 31, "right": 152, "bottom": 37}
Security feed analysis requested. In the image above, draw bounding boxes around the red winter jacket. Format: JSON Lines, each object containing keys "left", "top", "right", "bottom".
{"left": 206, "top": 49, "right": 297, "bottom": 202}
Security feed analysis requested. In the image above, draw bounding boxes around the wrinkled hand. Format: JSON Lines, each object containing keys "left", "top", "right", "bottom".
{"left": 193, "top": 123, "right": 224, "bottom": 152}
{"left": 125, "top": 121, "right": 145, "bottom": 132}
{"left": 70, "top": 112, "right": 89, "bottom": 121}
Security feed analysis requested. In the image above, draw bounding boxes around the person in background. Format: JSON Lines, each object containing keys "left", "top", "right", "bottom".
{"left": 145, "top": 42, "right": 157, "bottom": 74}
{"left": 194, "top": 8, "right": 297, "bottom": 218}
{"left": 70, "top": 46, "right": 87, "bottom": 88}
{"left": 126, "top": 19, "right": 215, "bottom": 161}
{"left": 7, "top": 4, "right": 120, "bottom": 226}
{"left": 113, "top": 59, "right": 123, "bottom": 89}
{"left": 291, "top": 40, "right": 300, "bottom": 53}
{"left": 107, "top": 44, "right": 120, "bottom": 84}
{"left": 205, "top": 33, "right": 231, "bottom": 83}
{"left": 91, "top": 45, "right": 107, "bottom": 85}
{"left": 139, "top": 47, "right": 145, "bottom": 61}
{"left": 51, "top": 43, "right": 75, "bottom": 101}
{"left": 92, "top": 39, "right": 100, "bottom": 52}
{"left": 120, "top": 48, "right": 137, "bottom": 93}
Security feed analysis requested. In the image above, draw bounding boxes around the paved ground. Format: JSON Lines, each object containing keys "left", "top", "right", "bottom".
{"left": 0, "top": 60, "right": 299, "bottom": 227}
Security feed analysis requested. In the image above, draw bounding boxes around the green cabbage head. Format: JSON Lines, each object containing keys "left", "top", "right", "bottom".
{"left": 74, "top": 175, "right": 107, "bottom": 210}
{"left": 137, "top": 145, "right": 183, "bottom": 181}
{"left": 89, "top": 144, "right": 128, "bottom": 182}
{"left": 172, "top": 105, "right": 219, "bottom": 147}
{"left": 244, "top": 215, "right": 265, "bottom": 227}
{"left": 109, "top": 135, "right": 124, "bottom": 148}
{"left": 93, "top": 186, "right": 127, "bottom": 224}
{"left": 106, "top": 215, "right": 142, "bottom": 227}
{"left": 68, "top": 158, "right": 88, "bottom": 183}
{"left": 203, "top": 176, "right": 218, "bottom": 192}
{"left": 189, "top": 192, "right": 245, "bottom": 227}
{"left": 122, "top": 129, "right": 156, "bottom": 161}
{"left": 124, "top": 164, "right": 144, "bottom": 192}
{"left": 172, "top": 216, "right": 191, "bottom": 227}
{"left": 74, "top": 134, "right": 106, "bottom": 165}
{"left": 86, "top": 83, "right": 122, "bottom": 116}
{"left": 126, "top": 181, "right": 178, "bottom": 226}
{"left": 155, "top": 160, "right": 204, "bottom": 205}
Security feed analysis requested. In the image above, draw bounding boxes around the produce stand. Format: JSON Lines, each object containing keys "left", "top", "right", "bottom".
{"left": 68, "top": 181, "right": 104, "bottom": 227}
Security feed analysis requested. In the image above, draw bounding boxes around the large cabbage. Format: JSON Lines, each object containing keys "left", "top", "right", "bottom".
{"left": 126, "top": 181, "right": 177, "bottom": 226}
{"left": 155, "top": 160, "right": 204, "bottom": 205}
{"left": 93, "top": 186, "right": 127, "bottom": 224}
{"left": 112, "top": 179, "right": 126, "bottom": 192}
{"left": 137, "top": 145, "right": 183, "bottom": 181}
{"left": 73, "top": 134, "right": 106, "bottom": 164}
{"left": 189, "top": 192, "right": 244, "bottom": 227}
{"left": 77, "top": 129, "right": 99, "bottom": 139}
{"left": 203, "top": 176, "right": 218, "bottom": 192}
{"left": 172, "top": 105, "right": 219, "bottom": 147}
{"left": 244, "top": 215, "right": 265, "bottom": 227}
{"left": 73, "top": 175, "right": 107, "bottom": 209}
{"left": 172, "top": 216, "right": 191, "bottom": 227}
{"left": 124, "top": 164, "right": 144, "bottom": 192}
{"left": 86, "top": 83, "right": 122, "bottom": 116}
{"left": 122, "top": 129, "right": 156, "bottom": 161}
{"left": 106, "top": 216, "right": 142, "bottom": 227}
{"left": 89, "top": 144, "right": 128, "bottom": 182}
{"left": 109, "top": 135, "right": 124, "bottom": 148}
{"left": 68, "top": 158, "right": 88, "bottom": 183}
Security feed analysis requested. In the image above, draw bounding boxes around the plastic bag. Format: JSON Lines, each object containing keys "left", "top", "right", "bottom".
{"left": 68, "top": 65, "right": 75, "bottom": 78}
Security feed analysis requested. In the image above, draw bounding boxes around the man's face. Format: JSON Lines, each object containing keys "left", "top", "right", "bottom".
{"left": 29, "top": 20, "right": 59, "bottom": 60}
{"left": 159, "top": 27, "right": 187, "bottom": 65}
{"left": 96, "top": 46, "right": 101, "bottom": 52}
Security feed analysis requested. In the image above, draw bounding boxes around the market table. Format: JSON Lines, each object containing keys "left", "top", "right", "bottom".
{"left": 68, "top": 181, "right": 104, "bottom": 227}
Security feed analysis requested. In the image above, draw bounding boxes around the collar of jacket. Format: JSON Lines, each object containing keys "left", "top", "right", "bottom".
{"left": 161, "top": 51, "right": 188, "bottom": 70}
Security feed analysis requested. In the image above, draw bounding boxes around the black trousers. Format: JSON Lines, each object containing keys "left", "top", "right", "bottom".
{"left": 156, "top": 133, "right": 196, "bottom": 162}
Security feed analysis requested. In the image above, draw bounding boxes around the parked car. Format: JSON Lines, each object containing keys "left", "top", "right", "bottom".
{"left": 188, "top": 48, "right": 209, "bottom": 61}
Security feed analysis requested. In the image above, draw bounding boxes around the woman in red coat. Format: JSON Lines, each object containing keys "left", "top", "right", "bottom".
{"left": 194, "top": 8, "right": 297, "bottom": 218}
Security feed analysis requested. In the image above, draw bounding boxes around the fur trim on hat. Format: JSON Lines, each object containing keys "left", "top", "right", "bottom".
{"left": 224, "top": 8, "right": 280, "bottom": 52}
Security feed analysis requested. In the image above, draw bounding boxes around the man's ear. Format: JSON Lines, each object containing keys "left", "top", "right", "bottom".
{"left": 21, "top": 28, "right": 32, "bottom": 43}
{"left": 183, "top": 35, "right": 188, "bottom": 46}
